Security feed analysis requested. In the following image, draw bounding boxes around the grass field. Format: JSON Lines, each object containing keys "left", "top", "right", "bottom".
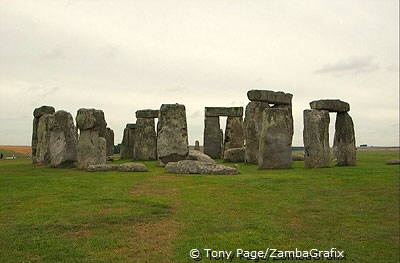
{"left": 0, "top": 150, "right": 399, "bottom": 262}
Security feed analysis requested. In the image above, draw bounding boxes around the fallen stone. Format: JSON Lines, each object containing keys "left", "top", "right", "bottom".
{"left": 223, "top": 147, "right": 245, "bottom": 162}
{"left": 135, "top": 109, "right": 159, "bottom": 119}
{"left": 157, "top": 104, "right": 189, "bottom": 164}
{"left": 333, "top": 112, "right": 356, "bottom": 166}
{"left": 165, "top": 160, "right": 239, "bottom": 175}
{"left": 87, "top": 164, "right": 118, "bottom": 171}
{"left": 205, "top": 107, "right": 243, "bottom": 117}
{"left": 187, "top": 150, "right": 215, "bottom": 163}
{"left": 118, "top": 162, "right": 148, "bottom": 172}
{"left": 303, "top": 109, "right": 330, "bottom": 168}
{"left": 386, "top": 159, "right": 400, "bottom": 165}
{"left": 247, "top": 90, "right": 292, "bottom": 105}
{"left": 258, "top": 108, "right": 292, "bottom": 169}
{"left": 310, "top": 99, "right": 350, "bottom": 112}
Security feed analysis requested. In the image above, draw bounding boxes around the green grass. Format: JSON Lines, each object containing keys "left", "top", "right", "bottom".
{"left": 0, "top": 150, "right": 399, "bottom": 262}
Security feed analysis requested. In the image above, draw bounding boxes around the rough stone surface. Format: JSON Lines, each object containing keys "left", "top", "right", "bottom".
{"left": 35, "top": 114, "right": 53, "bottom": 165}
{"left": 194, "top": 140, "right": 200, "bottom": 151}
{"left": 134, "top": 118, "right": 157, "bottom": 160}
{"left": 118, "top": 162, "right": 148, "bottom": 172}
{"left": 223, "top": 147, "right": 245, "bottom": 162}
{"left": 106, "top": 128, "right": 114, "bottom": 156}
{"left": 187, "top": 150, "right": 215, "bottom": 163}
{"left": 292, "top": 155, "right": 305, "bottom": 161}
{"left": 120, "top": 124, "right": 136, "bottom": 159}
{"left": 157, "top": 104, "right": 189, "bottom": 164}
{"left": 224, "top": 116, "right": 244, "bottom": 153}
{"left": 87, "top": 164, "right": 118, "bottom": 171}
{"left": 135, "top": 109, "right": 159, "bottom": 119}
{"left": 203, "top": 116, "right": 222, "bottom": 159}
{"left": 48, "top": 111, "right": 78, "bottom": 167}
{"left": 32, "top": 106, "right": 55, "bottom": 163}
{"left": 76, "top": 108, "right": 107, "bottom": 169}
{"left": 244, "top": 101, "right": 270, "bottom": 164}
{"left": 303, "top": 109, "right": 330, "bottom": 168}
{"left": 310, "top": 100, "right": 350, "bottom": 112}
{"left": 386, "top": 159, "right": 400, "bottom": 165}
{"left": 258, "top": 108, "right": 292, "bottom": 169}
{"left": 333, "top": 112, "right": 356, "bottom": 166}
{"left": 247, "top": 90, "right": 292, "bottom": 105}
{"left": 205, "top": 107, "right": 243, "bottom": 117}
{"left": 165, "top": 160, "right": 239, "bottom": 175}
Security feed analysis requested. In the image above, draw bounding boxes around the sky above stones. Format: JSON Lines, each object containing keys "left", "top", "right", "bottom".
{"left": 0, "top": 0, "right": 398, "bottom": 146}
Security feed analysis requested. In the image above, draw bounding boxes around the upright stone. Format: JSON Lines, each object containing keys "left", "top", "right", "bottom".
{"left": 120, "top": 124, "right": 136, "bottom": 159}
{"left": 303, "top": 109, "right": 330, "bottom": 168}
{"left": 244, "top": 101, "right": 269, "bottom": 164}
{"left": 203, "top": 116, "right": 222, "bottom": 158}
{"left": 333, "top": 112, "right": 356, "bottom": 166}
{"left": 48, "top": 110, "right": 78, "bottom": 167}
{"left": 32, "top": 106, "right": 55, "bottom": 164}
{"left": 35, "top": 114, "right": 53, "bottom": 165}
{"left": 76, "top": 109, "right": 107, "bottom": 169}
{"left": 194, "top": 140, "right": 200, "bottom": 151}
{"left": 224, "top": 116, "right": 244, "bottom": 152}
{"left": 106, "top": 128, "right": 114, "bottom": 156}
{"left": 258, "top": 108, "right": 292, "bottom": 169}
{"left": 157, "top": 104, "right": 189, "bottom": 164}
{"left": 134, "top": 118, "right": 157, "bottom": 160}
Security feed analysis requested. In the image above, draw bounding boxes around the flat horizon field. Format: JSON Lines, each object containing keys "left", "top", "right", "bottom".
{"left": 0, "top": 150, "right": 399, "bottom": 262}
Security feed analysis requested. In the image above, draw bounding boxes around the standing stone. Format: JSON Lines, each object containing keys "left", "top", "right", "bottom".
{"left": 194, "top": 140, "right": 200, "bottom": 151}
{"left": 203, "top": 116, "right": 222, "bottom": 158}
{"left": 76, "top": 109, "right": 107, "bottom": 169}
{"left": 35, "top": 114, "right": 53, "bottom": 165}
{"left": 32, "top": 106, "right": 55, "bottom": 164}
{"left": 303, "top": 109, "right": 330, "bottom": 168}
{"left": 134, "top": 118, "right": 157, "bottom": 160}
{"left": 244, "top": 101, "right": 269, "bottom": 164}
{"left": 224, "top": 116, "right": 244, "bottom": 152}
{"left": 48, "top": 111, "right": 78, "bottom": 167}
{"left": 106, "top": 128, "right": 114, "bottom": 156}
{"left": 157, "top": 104, "right": 189, "bottom": 164}
{"left": 333, "top": 112, "right": 356, "bottom": 166}
{"left": 120, "top": 124, "right": 136, "bottom": 159}
{"left": 258, "top": 108, "right": 292, "bottom": 169}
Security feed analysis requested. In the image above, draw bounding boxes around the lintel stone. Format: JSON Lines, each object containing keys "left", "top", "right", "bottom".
{"left": 205, "top": 107, "right": 243, "bottom": 117}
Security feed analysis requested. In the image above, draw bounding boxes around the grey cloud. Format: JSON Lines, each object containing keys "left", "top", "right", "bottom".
{"left": 315, "top": 56, "right": 379, "bottom": 75}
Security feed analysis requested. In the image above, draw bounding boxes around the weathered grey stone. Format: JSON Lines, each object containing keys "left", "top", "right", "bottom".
{"left": 247, "top": 90, "right": 292, "bottom": 105}
{"left": 194, "top": 140, "right": 200, "bottom": 151}
{"left": 134, "top": 118, "right": 157, "bottom": 160}
{"left": 205, "top": 107, "right": 243, "bottom": 117}
{"left": 157, "top": 104, "right": 189, "bottom": 164}
{"left": 35, "top": 114, "right": 53, "bottom": 165}
{"left": 258, "top": 108, "right": 292, "bottom": 169}
{"left": 292, "top": 155, "right": 305, "bottom": 161}
{"left": 120, "top": 124, "right": 136, "bottom": 159}
{"left": 106, "top": 127, "right": 114, "bottom": 157}
{"left": 272, "top": 104, "right": 294, "bottom": 137}
{"left": 333, "top": 112, "right": 356, "bottom": 166}
{"left": 303, "top": 109, "right": 330, "bottom": 168}
{"left": 187, "top": 150, "right": 215, "bottom": 163}
{"left": 165, "top": 160, "right": 239, "bottom": 175}
{"left": 32, "top": 106, "right": 55, "bottom": 164}
{"left": 203, "top": 116, "right": 222, "bottom": 159}
{"left": 77, "top": 130, "right": 107, "bottom": 169}
{"left": 118, "top": 162, "right": 148, "bottom": 172}
{"left": 223, "top": 147, "right": 245, "bottom": 162}
{"left": 48, "top": 110, "right": 78, "bottom": 167}
{"left": 76, "top": 108, "right": 107, "bottom": 137}
{"left": 244, "top": 101, "right": 270, "bottom": 164}
{"left": 87, "top": 164, "right": 118, "bottom": 171}
{"left": 310, "top": 99, "right": 350, "bottom": 112}
{"left": 76, "top": 108, "right": 107, "bottom": 169}
{"left": 224, "top": 116, "right": 244, "bottom": 152}
{"left": 386, "top": 159, "right": 400, "bottom": 165}
{"left": 135, "top": 109, "right": 160, "bottom": 119}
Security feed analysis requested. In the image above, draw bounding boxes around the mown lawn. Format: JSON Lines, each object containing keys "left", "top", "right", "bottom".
{"left": 0, "top": 150, "right": 399, "bottom": 262}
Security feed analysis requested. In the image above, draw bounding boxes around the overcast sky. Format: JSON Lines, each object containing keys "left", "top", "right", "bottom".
{"left": 0, "top": 0, "right": 398, "bottom": 146}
